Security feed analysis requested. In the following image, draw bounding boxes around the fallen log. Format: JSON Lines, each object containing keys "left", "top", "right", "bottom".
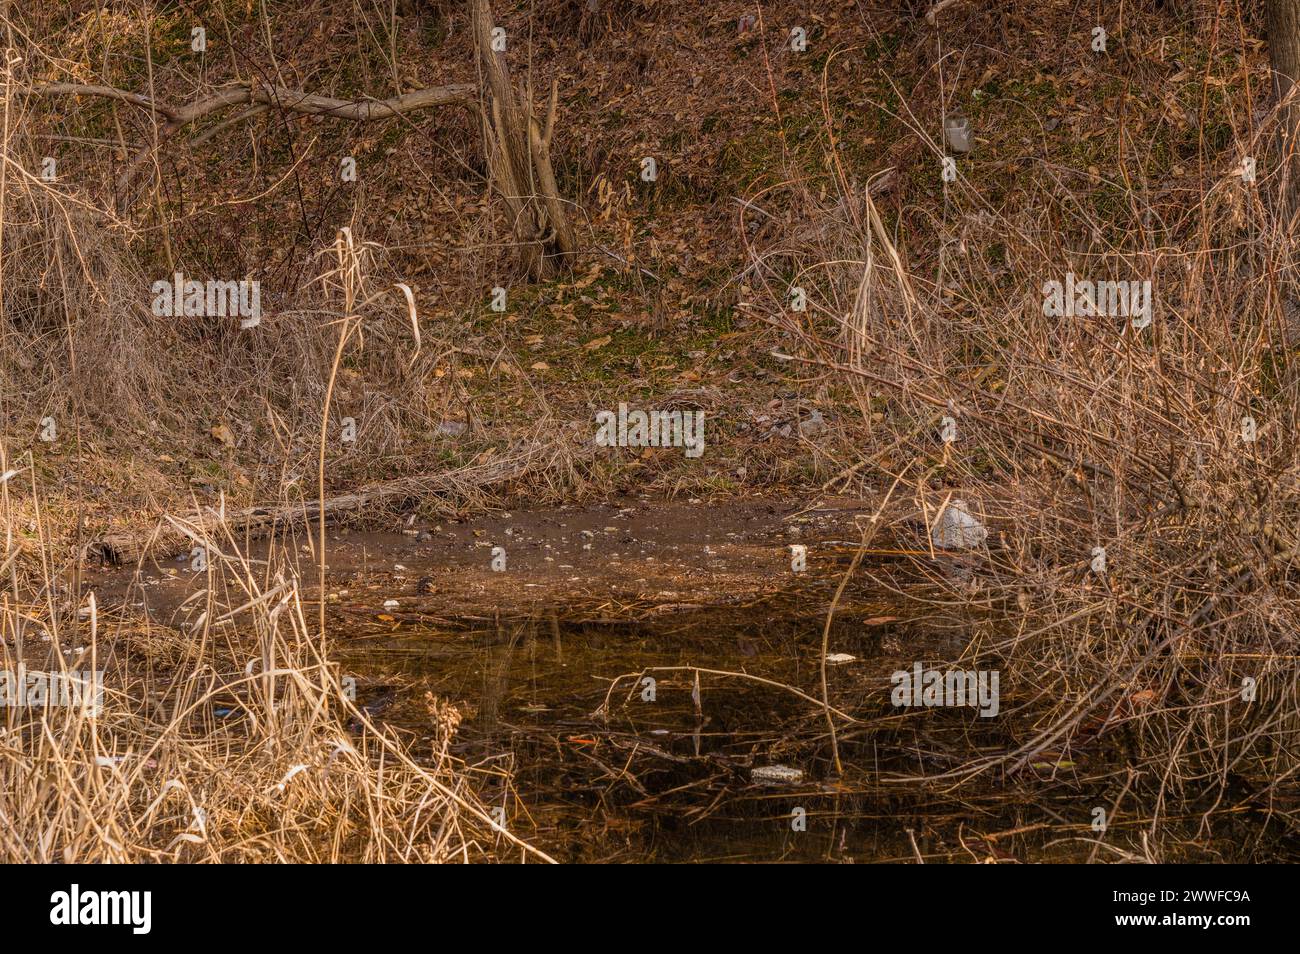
{"left": 89, "top": 442, "right": 566, "bottom": 565}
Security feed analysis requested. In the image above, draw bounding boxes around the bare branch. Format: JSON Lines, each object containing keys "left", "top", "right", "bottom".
{"left": 28, "top": 80, "right": 477, "bottom": 127}
{"left": 924, "top": 0, "right": 963, "bottom": 25}
{"left": 28, "top": 80, "right": 476, "bottom": 207}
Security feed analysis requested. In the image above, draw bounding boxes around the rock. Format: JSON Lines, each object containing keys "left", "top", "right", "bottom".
{"left": 931, "top": 499, "right": 987, "bottom": 550}
{"left": 825, "top": 652, "right": 856, "bottom": 665}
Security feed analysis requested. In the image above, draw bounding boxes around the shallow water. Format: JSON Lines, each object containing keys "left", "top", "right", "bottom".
{"left": 336, "top": 602, "right": 957, "bottom": 862}
{"left": 84, "top": 500, "right": 1299, "bottom": 863}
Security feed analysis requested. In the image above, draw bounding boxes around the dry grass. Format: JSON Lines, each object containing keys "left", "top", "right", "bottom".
{"left": 5, "top": 0, "right": 1299, "bottom": 860}
{"left": 0, "top": 457, "right": 554, "bottom": 863}
{"left": 751, "top": 51, "right": 1300, "bottom": 841}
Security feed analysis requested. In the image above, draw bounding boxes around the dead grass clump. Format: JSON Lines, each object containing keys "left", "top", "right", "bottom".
{"left": 756, "top": 77, "right": 1300, "bottom": 837}
{"left": 0, "top": 470, "right": 547, "bottom": 862}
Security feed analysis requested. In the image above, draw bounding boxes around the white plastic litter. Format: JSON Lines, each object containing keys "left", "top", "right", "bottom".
{"left": 931, "top": 499, "right": 987, "bottom": 550}
{"left": 944, "top": 115, "right": 972, "bottom": 154}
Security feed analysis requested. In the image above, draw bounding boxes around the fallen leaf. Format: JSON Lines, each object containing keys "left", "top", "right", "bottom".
{"left": 583, "top": 335, "right": 612, "bottom": 351}
{"left": 571, "top": 263, "right": 603, "bottom": 290}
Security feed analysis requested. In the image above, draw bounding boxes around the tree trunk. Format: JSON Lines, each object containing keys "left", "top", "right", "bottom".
{"left": 469, "top": 0, "right": 577, "bottom": 279}
{"left": 1269, "top": 0, "right": 1300, "bottom": 210}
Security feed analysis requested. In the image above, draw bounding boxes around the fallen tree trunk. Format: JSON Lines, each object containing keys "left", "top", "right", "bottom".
{"left": 89, "top": 441, "right": 570, "bottom": 565}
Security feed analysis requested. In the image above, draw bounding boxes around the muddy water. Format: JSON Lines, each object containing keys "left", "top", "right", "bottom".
{"left": 85, "top": 497, "right": 1286, "bottom": 862}
{"left": 336, "top": 600, "right": 972, "bottom": 863}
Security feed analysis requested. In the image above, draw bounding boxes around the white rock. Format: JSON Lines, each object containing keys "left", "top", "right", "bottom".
{"left": 931, "top": 499, "right": 987, "bottom": 550}
{"left": 825, "top": 652, "right": 857, "bottom": 665}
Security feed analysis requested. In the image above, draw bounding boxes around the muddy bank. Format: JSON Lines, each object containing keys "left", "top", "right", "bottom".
{"left": 87, "top": 496, "right": 916, "bottom": 620}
